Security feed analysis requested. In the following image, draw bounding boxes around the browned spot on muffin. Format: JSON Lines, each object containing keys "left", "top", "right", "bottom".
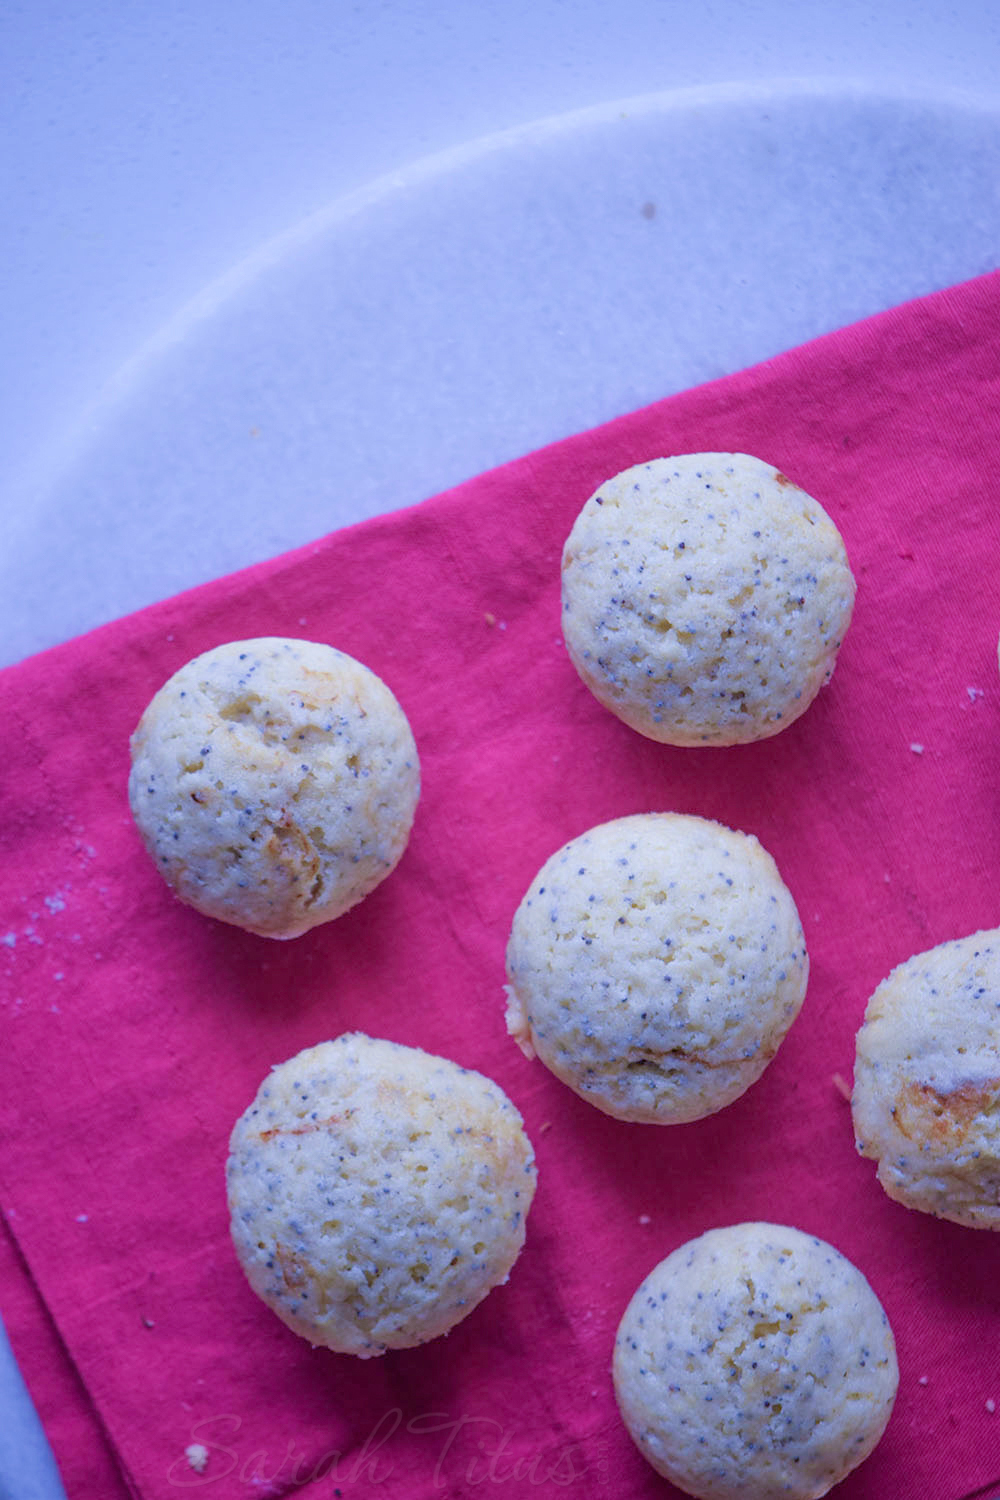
{"left": 259, "top": 1113, "right": 343, "bottom": 1143}
{"left": 274, "top": 1241, "right": 312, "bottom": 1293}
{"left": 893, "top": 1077, "right": 1000, "bottom": 1145}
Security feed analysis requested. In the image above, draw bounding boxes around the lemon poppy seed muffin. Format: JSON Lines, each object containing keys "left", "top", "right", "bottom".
{"left": 504, "top": 813, "right": 808, "bottom": 1123}
{"left": 852, "top": 927, "right": 1000, "bottom": 1230}
{"left": 613, "top": 1223, "right": 898, "bottom": 1499}
{"left": 560, "top": 453, "right": 856, "bottom": 745}
{"left": 227, "top": 1034, "right": 537, "bottom": 1356}
{"left": 128, "top": 637, "right": 420, "bottom": 938}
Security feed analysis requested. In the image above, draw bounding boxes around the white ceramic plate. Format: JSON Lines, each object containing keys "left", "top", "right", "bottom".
{"left": 4, "top": 80, "right": 999, "bottom": 673}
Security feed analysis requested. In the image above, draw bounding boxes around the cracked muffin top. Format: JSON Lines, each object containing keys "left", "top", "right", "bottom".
{"left": 504, "top": 812, "right": 808, "bottom": 1123}
{"left": 128, "top": 637, "right": 420, "bottom": 938}
{"left": 227, "top": 1033, "right": 537, "bottom": 1356}
{"left": 560, "top": 453, "right": 856, "bottom": 746}
{"left": 613, "top": 1222, "right": 898, "bottom": 1499}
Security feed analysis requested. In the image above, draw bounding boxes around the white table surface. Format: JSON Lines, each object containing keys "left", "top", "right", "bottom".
{"left": 2, "top": 3, "right": 999, "bottom": 1496}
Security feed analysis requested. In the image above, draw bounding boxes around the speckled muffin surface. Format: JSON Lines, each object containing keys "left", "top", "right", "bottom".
{"left": 852, "top": 928, "right": 1000, "bottom": 1230}
{"left": 128, "top": 637, "right": 420, "bottom": 938}
{"left": 613, "top": 1222, "right": 898, "bottom": 1500}
{"left": 227, "top": 1033, "right": 537, "bottom": 1357}
{"left": 504, "top": 813, "right": 808, "bottom": 1123}
{"left": 560, "top": 453, "right": 856, "bottom": 746}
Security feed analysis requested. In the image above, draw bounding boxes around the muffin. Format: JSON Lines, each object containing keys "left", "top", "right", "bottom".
{"left": 504, "top": 812, "right": 808, "bottom": 1123}
{"left": 613, "top": 1222, "right": 898, "bottom": 1499}
{"left": 852, "top": 928, "right": 1000, "bottom": 1230}
{"left": 560, "top": 453, "right": 856, "bottom": 745}
{"left": 128, "top": 637, "right": 420, "bottom": 938}
{"left": 227, "top": 1034, "right": 537, "bottom": 1356}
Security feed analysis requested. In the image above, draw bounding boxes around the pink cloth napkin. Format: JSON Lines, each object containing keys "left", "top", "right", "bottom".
{"left": 3, "top": 270, "right": 1000, "bottom": 1500}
